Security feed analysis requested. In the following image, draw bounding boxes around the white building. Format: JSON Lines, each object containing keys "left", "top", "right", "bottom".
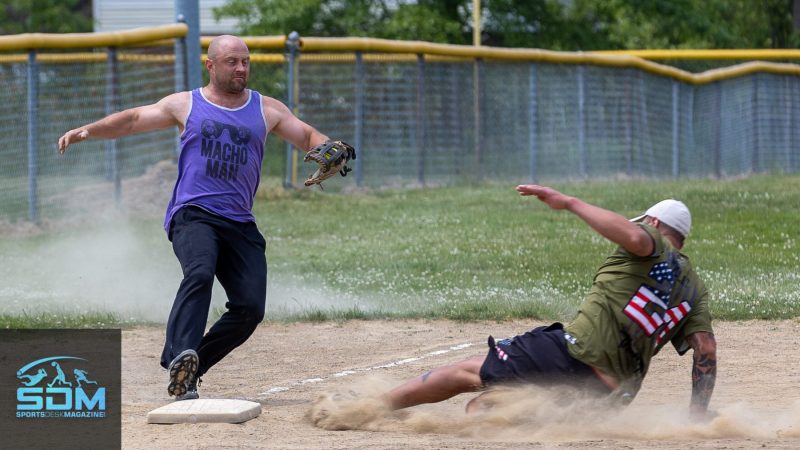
{"left": 93, "top": 0, "right": 239, "bottom": 35}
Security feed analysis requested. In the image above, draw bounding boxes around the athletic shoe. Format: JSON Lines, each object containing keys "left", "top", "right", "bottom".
{"left": 175, "top": 377, "right": 201, "bottom": 401}
{"left": 167, "top": 349, "right": 198, "bottom": 398}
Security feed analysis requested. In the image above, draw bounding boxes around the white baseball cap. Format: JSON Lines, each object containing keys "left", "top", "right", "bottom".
{"left": 630, "top": 199, "right": 692, "bottom": 238}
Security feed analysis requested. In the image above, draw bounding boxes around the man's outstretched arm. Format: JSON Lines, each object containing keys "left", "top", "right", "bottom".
{"left": 58, "top": 92, "right": 187, "bottom": 154}
{"left": 263, "top": 96, "right": 329, "bottom": 151}
{"left": 687, "top": 331, "right": 717, "bottom": 419}
{"left": 516, "top": 184, "right": 654, "bottom": 257}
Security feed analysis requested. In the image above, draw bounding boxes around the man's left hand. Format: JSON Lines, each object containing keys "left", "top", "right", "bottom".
{"left": 516, "top": 184, "right": 574, "bottom": 210}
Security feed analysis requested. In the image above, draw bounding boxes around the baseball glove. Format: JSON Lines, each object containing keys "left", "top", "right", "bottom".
{"left": 303, "top": 140, "right": 357, "bottom": 188}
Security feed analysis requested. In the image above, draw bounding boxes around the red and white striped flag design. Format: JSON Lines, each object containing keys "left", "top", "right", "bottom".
{"left": 623, "top": 285, "right": 666, "bottom": 336}
{"left": 656, "top": 301, "right": 692, "bottom": 346}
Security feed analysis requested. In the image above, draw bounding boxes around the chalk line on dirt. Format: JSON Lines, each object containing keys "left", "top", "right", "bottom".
{"left": 255, "top": 341, "right": 478, "bottom": 399}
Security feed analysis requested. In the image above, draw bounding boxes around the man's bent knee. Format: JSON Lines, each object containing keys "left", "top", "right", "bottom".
{"left": 228, "top": 303, "right": 265, "bottom": 325}
{"left": 183, "top": 267, "right": 215, "bottom": 288}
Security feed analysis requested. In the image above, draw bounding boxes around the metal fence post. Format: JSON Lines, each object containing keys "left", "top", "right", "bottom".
{"left": 354, "top": 51, "right": 364, "bottom": 187}
{"left": 784, "top": 77, "right": 792, "bottom": 171}
{"left": 713, "top": 82, "right": 722, "bottom": 178}
{"left": 473, "top": 59, "right": 482, "bottom": 179}
{"left": 751, "top": 75, "right": 760, "bottom": 173}
{"left": 624, "top": 70, "right": 633, "bottom": 176}
{"left": 415, "top": 54, "right": 425, "bottom": 185}
{"left": 671, "top": 81, "right": 680, "bottom": 178}
{"left": 284, "top": 31, "right": 300, "bottom": 188}
{"left": 106, "top": 47, "right": 121, "bottom": 206}
{"left": 687, "top": 85, "right": 695, "bottom": 177}
{"left": 528, "top": 63, "right": 538, "bottom": 183}
{"left": 175, "top": 16, "right": 189, "bottom": 158}
{"left": 792, "top": 77, "right": 798, "bottom": 172}
{"left": 638, "top": 72, "right": 655, "bottom": 175}
{"left": 175, "top": 16, "right": 189, "bottom": 93}
{"left": 577, "top": 65, "right": 587, "bottom": 178}
{"left": 27, "top": 50, "right": 39, "bottom": 223}
{"left": 175, "top": 0, "right": 201, "bottom": 90}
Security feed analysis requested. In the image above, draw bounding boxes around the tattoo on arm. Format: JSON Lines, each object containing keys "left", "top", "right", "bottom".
{"left": 421, "top": 371, "right": 432, "bottom": 383}
{"left": 689, "top": 333, "right": 717, "bottom": 413}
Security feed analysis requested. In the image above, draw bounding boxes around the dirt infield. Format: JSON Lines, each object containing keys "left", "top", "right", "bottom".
{"left": 123, "top": 320, "right": 800, "bottom": 449}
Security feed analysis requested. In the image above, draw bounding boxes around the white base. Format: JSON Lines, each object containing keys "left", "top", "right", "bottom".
{"left": 147, "top": 399, "right": 262, "bottom": 424}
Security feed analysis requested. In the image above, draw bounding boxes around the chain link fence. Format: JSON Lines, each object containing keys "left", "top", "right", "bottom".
{"left": 1, "top": 30, "right": 799, "bottom": 227}
{"left": 1, "top": 48, "right": 182, "bottom": 226}
{"left": 297, "top": 56, "right": 799, "bottom": 189}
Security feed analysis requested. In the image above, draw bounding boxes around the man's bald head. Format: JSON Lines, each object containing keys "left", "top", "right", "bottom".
{"left": 207, "top": 35, "right": 249, "bottom": 61}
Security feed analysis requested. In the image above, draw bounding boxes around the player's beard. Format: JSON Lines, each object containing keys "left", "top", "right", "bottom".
{"left": 225, "top": 76, "right": 247, "bottom": 94}
{"left": 212, "top": 71, "right": 247, "bottom": 94}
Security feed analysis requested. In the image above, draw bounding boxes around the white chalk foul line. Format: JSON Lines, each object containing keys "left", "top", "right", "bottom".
{"left": 256, "top": 341, "right": 479, "bottom": 398}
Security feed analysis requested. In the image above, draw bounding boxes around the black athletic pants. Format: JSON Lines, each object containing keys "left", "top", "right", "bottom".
{"left": 479, "top": 323, "right": 612, "bottom": 395}
{"left": 160, "top": 206, "right": 267, "bottom": 377}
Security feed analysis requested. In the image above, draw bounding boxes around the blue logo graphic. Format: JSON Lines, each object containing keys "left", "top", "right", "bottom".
{"left": 15, "top": 356, "right": 106, "bottom": 419}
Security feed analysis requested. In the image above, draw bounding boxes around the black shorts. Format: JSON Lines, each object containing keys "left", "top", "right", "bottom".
{"left": 479, "top": 323, "right": 612, "bottom": 396}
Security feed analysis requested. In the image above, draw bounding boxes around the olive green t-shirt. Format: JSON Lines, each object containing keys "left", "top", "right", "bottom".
{"left": 563, "top": 224, "right": 713, "bottom": 395}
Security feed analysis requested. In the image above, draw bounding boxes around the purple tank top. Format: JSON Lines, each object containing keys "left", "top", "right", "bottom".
{"left": 164, "top": 89, "right": 268, "bottom": 232}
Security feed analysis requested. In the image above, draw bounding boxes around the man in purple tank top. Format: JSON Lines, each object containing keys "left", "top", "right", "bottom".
{"left": 58, "top": 35, "right": 350, "bottom": 401}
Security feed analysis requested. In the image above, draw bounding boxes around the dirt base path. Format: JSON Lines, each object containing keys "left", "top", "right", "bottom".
{"left": 122, "top": 320, "right": 800, "bottom": 449}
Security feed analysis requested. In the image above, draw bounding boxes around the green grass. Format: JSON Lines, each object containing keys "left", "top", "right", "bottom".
{"left": 0, "top": 311, "right": 142, "bottom": 329}
{"left": 1, "top": 174, "right": 799, "bottom": 326}
{"left": 253, "top": 174, "right": 800, "bottom": 322}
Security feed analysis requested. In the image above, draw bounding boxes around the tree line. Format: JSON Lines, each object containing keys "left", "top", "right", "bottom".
{"left": 214, "top": 0, "right": 800, "bottom": 50}
{"left": 2, "top": 0, "right": 799, "bottom": 50}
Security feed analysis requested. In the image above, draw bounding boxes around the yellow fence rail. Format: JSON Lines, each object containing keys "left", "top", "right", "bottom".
{"left": 0, "top": 24, "right": 188, "bottom": 51}
{"left": 3, "top": 29, "right": 799, "bottom": 85}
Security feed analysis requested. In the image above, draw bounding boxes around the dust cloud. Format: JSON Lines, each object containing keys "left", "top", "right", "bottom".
{"left": 1, "top": 223, "right": 183, "bottom": 322}
{"left": 1, "top": 220, "right": 373, "bottom": 322}
{"left": 308, "top": 377, "right": 800, "bottom": 441}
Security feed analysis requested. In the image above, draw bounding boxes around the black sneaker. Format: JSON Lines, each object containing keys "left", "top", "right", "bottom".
{"left": 175, "top": 377, "right": 201, "bottom": 401}
{"left": 167, "top": 349, "right": 198, "bottom": 398}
